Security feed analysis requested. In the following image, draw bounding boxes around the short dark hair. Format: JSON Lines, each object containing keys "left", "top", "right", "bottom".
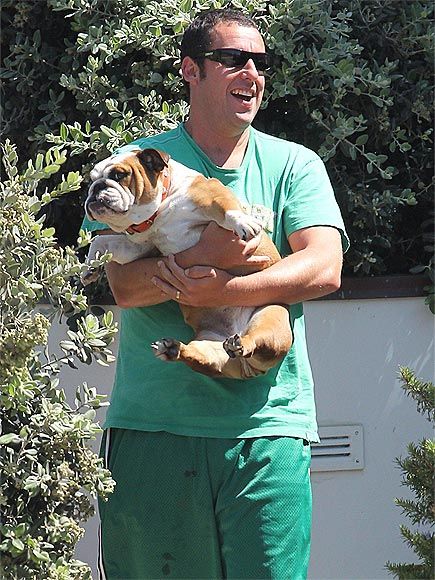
{"left": 181, "top": 9, "right": 258, "bottom": 61}
{"left": 180, "top": 8, "right": 260, "bottom": 85}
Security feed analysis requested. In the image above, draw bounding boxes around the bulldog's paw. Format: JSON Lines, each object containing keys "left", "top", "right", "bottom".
{"left": 223, "top": 334, "right": 253, "bottom": 359}
{"left": 80, "top": 267, "right": 101, "bottom": 286}
{"left": 224, "top": 210, "right": 262, "bottom": 241}
{"left": 151, "top": 338, "right": 181, "bottom": 361}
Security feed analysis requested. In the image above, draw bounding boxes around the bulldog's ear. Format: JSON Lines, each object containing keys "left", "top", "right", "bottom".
{"left": 137, "top": 149, "right": 170, "bottom": 173}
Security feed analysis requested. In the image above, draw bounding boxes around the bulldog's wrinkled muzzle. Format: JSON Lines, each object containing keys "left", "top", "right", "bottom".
{"left": 86, "top": 178, "right": 134, "bottom": 220}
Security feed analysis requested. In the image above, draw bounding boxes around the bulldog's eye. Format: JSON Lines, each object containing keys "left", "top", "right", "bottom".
{"left": 111, "top": 170, "right": 129, "bottom": 181}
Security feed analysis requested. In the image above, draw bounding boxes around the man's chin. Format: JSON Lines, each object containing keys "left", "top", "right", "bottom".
{"left": 233, "top": 105, "right": 257, "bottom": 120}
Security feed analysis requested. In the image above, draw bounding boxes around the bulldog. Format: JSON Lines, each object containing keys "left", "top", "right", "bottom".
{"left": 83, "top": 148, "right": 292, "bottom": 379}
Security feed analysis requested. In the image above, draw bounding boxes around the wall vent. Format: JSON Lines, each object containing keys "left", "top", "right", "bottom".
{"left": 311, "top": 425, "right": 364, "bottom": 472}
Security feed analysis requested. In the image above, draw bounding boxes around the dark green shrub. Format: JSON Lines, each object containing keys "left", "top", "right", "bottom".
{"left": 1, "top": 0, "right": 434, "bottom": 277}
{"left": 386, "top": 367, "right": 434, "bottom": 579}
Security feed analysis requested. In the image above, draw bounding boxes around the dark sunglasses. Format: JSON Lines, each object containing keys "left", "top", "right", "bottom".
{"left": 195, "top": 48, "right": 271, "bottom": 74}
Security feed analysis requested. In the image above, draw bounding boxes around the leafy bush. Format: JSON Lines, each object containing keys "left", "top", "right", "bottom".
{"left": 386, "top": 367, "right": 434, "bottom": 579}
{"left": 1, "top": 0, "right": 434, "bottom": 277}
{"left": 0, "top": 140, "right": 116, "bottom": 579}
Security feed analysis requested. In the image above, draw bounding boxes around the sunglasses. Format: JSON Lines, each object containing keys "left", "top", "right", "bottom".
{"left": 195, "top": 48, "right": 271, "bottom": 74}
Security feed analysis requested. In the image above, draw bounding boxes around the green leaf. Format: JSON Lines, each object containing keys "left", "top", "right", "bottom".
{"left": 0, "top": 433, "right": 22, "bottom": 445}
{"left": 14, "top": 523, "right": 27, "bottom": 538}
{"left": 31, "top": 548, "right": 50, "bottom": 562}
{"left": 35, "top": 153, "right": 44, "bottom": 170}
{"left": 60, "top": 123, "right": 68, "bottom": 140}
{"left": 43, "top": 165, "right": 60, "bottom": 176}
{"left": 173, "top": 21, "right": 184, "bottom": 34}
{"left": 373, "top": 235, "right": 391, "bottom": 248}
{"left": 149, "top": 25, "right": 162, "bottom": 37}
{"left": 356, "top": 134, "right": 368, "bottom": 146}
{"left": 11, "top": 538, "right": 25, "bottom": 552}
{"left": 180, "top": 0, "right": 192, "bottom": 12}
{"left": 370, "top": 95, "right": 385, "bottom": 107}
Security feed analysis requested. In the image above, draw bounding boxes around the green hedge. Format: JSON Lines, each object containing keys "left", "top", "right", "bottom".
{"left": 0, "top": 140, "right": 116, "bottom": 579}
{"left": 1, "top": 0, "right": 434, "bottom": 279}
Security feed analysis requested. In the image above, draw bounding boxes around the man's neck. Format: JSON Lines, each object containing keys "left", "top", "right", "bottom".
{"left": 184, "top": 119, "right": 251, "bottom": 169}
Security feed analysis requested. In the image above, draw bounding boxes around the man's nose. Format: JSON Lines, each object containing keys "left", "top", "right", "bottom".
{"left": 242, "top": 58, "right": 260, "bottom": 79}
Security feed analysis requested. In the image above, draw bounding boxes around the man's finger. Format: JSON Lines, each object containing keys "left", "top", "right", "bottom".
{"left": 151, "top": 275, "right": 175, "bottom": 295}
{"left": 242, "top": 234, "right": 262, "bottom": 256}
{"left": 245, "top": 255, "right": 271, "bottom": 264}
{"left": 159, "top": 255, "right": 187, "bottom": 283}
{"left": 156, "top": 260, "right": 185, "bottom": 289}
{"left": 185, "top": 266, "right": 217, "bottom": 279}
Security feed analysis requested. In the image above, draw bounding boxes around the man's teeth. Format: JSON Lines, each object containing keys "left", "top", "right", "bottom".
{"left": 231, "top": 90, "right": 255, "bottom": 100}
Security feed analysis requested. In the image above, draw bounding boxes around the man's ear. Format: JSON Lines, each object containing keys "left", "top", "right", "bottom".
{"left": 181, "top": 56, "right": 200, "bottom": 84}
{"left": 137, "top": 149, "right": 170, "bottom": 173}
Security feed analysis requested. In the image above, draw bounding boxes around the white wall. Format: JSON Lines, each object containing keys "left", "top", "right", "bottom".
{"left": 47, "top": 297, "right": 434, "bottom": 579}
{"left": 306, "top": 298, "right": 433, "bottom": 580}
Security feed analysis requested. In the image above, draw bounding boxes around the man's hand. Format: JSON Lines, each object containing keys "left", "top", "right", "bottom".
{"left": 177, "top": 221, "right": 270, "bottom": 271}
{"left": 152, "top": 254, "right": 234, "bottom": 307}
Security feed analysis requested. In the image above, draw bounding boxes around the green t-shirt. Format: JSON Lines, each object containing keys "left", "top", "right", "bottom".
{"left": 82, "top": 124, "right": 349, "bottom": 442}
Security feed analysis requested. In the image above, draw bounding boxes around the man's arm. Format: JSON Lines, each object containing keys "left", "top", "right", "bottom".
{"left": 104, "top": 222, "right": 270, "bottom": 308}
{"left": 152, "top": 226, "right": 343, "bottom": 307}
{"left": 105, "top": 258, "right": 172, "bottom": 308}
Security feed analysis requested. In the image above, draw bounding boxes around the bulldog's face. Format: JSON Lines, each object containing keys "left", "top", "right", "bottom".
{"left": 85, "top": 148, "right": 170, "bottom": 230}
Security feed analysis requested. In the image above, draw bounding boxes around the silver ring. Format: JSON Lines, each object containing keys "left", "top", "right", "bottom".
{"left": 175, "top": 290, "right": 180, "bottom": 301}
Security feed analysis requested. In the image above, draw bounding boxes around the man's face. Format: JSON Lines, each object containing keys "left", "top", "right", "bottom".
{"left": 191, "top": 23, "right": 267, "bottom": 135}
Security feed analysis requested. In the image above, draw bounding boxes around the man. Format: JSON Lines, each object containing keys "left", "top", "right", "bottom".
{"left": 84, "top": 8, "right": 349, "bottom": 579}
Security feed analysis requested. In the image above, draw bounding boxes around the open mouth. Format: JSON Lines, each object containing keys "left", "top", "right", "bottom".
{"left": 230, "top": 89, "right": 256, "bottom": 102}
{"left": 88, "top": 199, "right": 111, "bottom": 215}
{"left": 88, "top": 198, "right": 126, "bottom": 217}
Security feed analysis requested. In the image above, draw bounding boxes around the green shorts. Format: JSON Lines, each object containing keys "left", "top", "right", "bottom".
{"left": 98, "top": 429, "right": 312, "bottom": 579}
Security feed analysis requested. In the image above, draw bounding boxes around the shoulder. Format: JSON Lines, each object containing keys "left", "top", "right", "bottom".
{"left": 116, "top": 126, "right": 184, "bottom": 154}
{"left": 251, "top": 128, "right": 321, "bottom": 169}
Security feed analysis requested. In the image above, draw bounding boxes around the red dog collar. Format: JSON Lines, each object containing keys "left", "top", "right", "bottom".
{"left": 126, "top": 170, "right": 170, "bottom": 235}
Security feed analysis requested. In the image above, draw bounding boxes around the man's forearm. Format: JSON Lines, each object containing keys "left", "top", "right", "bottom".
{"left": 104, "top": 243, "right": 217, "bottom": 308}
{"left": 231, "top": 226, "right": 342, "bottom": 307}
{"left": 105, "top": 258, "right": 168, "bottom": 308}
{"left": 222, "top": 249, "right": 341, "bottom": 307}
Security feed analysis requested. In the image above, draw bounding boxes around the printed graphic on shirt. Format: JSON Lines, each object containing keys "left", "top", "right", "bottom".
{"left": 240, "top": 203, "right": 275, "bottom": 235}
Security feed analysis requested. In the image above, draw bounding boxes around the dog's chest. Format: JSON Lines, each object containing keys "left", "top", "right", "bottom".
{"left": 148, "top": 194, "right": 206, "bottom": 254}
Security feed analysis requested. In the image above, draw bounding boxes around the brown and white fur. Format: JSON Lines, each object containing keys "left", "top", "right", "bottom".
{"left": 83, "top": 148, "right": 292, "bottom": 379}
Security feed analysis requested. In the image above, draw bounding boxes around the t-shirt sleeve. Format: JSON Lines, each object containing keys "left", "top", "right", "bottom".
{"left": 81, "top": 214, "right": 110, "bottom": 233}
{"left": 283, "top": 151, "right": 350, "bottom": 252}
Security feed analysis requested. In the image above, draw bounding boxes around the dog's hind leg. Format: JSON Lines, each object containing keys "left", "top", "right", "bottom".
{"left": 223, "top": 305, "right": 293, "bottom": 377}
{"left": 151, "top": 337, "right": 244, "bottom": 378}
{"left": 151, "top": 304, "right": 292, "bottom": 379}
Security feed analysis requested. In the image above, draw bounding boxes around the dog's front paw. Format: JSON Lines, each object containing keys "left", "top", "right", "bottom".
{"left": 224, "top": 210, "right": 262, "bottom": 241}
{"left": 151, "top": 338, "right": 181, "bottom": 361}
